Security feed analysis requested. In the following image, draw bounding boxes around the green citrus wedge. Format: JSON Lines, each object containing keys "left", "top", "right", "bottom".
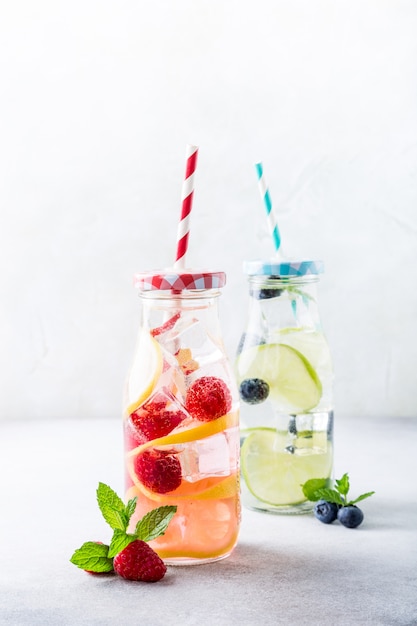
{"left": 125, "top": 330, "right": 163, "bottom": 416}
{"left": 236, "top": 342, "right": 322, "bottom": 412}
{"left": 241, "top": 428, "right": 332, "bottom": 506}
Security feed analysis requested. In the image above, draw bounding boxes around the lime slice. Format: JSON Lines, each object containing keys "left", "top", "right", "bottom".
{"left": 241, "top": 428, "right": 332, "bottom": 506}
{"left": 236, "top": 343, "right": 322, "bottom": 412}
{"left": 125, "top": 331, "right": 163, "bottom": 416}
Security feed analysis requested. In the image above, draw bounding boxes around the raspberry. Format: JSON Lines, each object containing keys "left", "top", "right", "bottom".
{"left": 185, "top": 376, "right": 232, "bottom": 422}
{"left": 134, "top": 449, "right": 182, "bottom": 493}
{"left": 113, "top": 540, "right": 167, "bottom": 582}
{"left": 130, "top": 391, "right": 185, "bottom": 442}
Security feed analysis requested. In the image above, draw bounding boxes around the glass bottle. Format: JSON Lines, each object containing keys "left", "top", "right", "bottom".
{"left": 124, "top": 270, "right": 240, "bottom": 563}
{"left": 235, "top": 260, "right": 334, "bottom": 514}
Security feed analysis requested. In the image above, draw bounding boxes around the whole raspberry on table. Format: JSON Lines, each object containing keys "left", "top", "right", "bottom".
{"left": 113, "top": 540, "right": 167, "bottom": 582}
{"left": 135, "top": 449, "right": 182, "bottom": 493}
{"left": 185, "top": 376, "right": 232, "bottom": 421}
{"left": 130, "top": 392, "right": 185, "bottom": 442}
{"left": 70, "top": 483, "right": 177, "bottom": 582}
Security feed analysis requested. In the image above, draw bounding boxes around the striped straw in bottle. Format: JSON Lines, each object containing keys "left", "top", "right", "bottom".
{"left": 255, "top": 162, "right": 281, "bottom": 254}
{"left": 174, "top": 144, "right": 199, "bottom": 269}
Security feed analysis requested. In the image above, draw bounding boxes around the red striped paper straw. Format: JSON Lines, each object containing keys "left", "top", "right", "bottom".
{"left": 174, "top": 144, "right": 198, "bottom": 269}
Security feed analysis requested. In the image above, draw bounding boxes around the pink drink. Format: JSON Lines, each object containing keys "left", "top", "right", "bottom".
{"left": 124, "top": 271, "right": 240, "bottom": 564}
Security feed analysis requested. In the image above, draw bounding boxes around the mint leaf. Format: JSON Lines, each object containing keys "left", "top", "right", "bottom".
{"left": 70, "top": 542, "right": 113, "bottom": 573}
{"left": 349, "top": 491, "right": 375, "bottom": 506}
{"left": 335, "top": 473, "right": 350, "bottom": 497}
{"left": 135, "top": 506, "right": 177, "bottom": 542}
{"left": 314, "top": 487, "right": 345, "bottom": 506}
{"left": 101, "top": 508, "right": 128, "bottom": 531}
{"left": 97, "top": 483, "right": 128, "bottom": 531}
{"left": 301, "top": 478, "right": 331, "bottom": 501}
{"left": 97, "top": 483, "right": 125, "bottom": 512}
{"left": 125, "top": 497, "right": 137, "bottom": 524}
{"left": 108, "top": 529, "right": 136, "bottom": 558}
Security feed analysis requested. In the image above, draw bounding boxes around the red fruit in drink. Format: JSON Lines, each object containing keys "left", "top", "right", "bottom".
{"left": 150, "top": 312, "right": 181, "bottom": 337}
{"left": 130, "top": 391, "right": 185, "bottom": 442}
{"left": 175, "top": 348, "right": 199, "bottom": 375}
{"left": 185, "top": 376, "right": 232, "bottom": 422}
{"left": 113, "top": 540, "right": 167, "bottom": 582}
{"left": 134, "top": 449, "right": 182, "bottom": 493}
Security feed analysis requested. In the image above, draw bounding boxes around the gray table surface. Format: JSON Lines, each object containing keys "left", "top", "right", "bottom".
{"left": 0, "top": 416, "right": 416, "bottom": 626}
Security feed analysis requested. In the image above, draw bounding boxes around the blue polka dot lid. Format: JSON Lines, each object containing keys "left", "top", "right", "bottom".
{"left": 243, "top": 259, "right": 324, "bottom": 277}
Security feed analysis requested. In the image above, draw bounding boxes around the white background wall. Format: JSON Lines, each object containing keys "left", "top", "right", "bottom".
{"left": 1, "top": 0, "right": 416, "bottom": 420}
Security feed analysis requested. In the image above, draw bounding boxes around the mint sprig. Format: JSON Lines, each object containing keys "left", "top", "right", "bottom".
{"left": 302, "top": 473, "right": 375, "bottom": 506}
{"left": 70, "top": 541, "right": 114, "bottom": 573}
{"left": 70, "top": 483, "right": 177, "bottom": 572}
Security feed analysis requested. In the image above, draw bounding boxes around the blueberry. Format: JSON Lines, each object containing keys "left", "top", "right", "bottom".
{"left": 314, "top": 500, "right": 339, "bottom": 524}
{"left": 250, "top": 275, "right": 283, "bottom": 300}
{"left": 337, "top": 505, "right": 364, "bottom": 528}
{"left": 251, "top": 288, "right": 280, "bottom": 299}
{"left": 239, "top": 378, "right": 270, "bottom": 404}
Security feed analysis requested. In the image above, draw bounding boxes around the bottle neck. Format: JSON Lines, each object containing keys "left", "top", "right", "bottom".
{"left": 138, "top": 289, "right": 223, "bottom": 340}
{"left": 246, "top": 275, "right": 322, "bottom": 333}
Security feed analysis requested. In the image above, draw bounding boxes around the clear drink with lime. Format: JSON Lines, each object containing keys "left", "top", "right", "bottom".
{"left": 235, "top": 260, "right": 334, "bottom": 514}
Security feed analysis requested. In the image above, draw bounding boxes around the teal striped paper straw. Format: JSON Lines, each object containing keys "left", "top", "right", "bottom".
{"left": 255, "top": 162, "right": 281, "bottom": 253}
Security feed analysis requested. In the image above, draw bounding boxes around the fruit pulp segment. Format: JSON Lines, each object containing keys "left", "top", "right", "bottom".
{"left": 125, "top": 330, "right": 163, "bottom": 416}
{"left": 236, "top": 328, "right": 333, "bottom": 414}
{"left": 236, "top": 342, "right": 321, "bottom": 413}
{"left": 274, "top": 328, "right": 333, "bottom": 405}
{"left": 241, "top": 426, "right": 332, "bottom": 507}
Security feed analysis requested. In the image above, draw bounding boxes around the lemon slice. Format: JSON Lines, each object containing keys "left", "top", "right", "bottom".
{"left": 236, "top": 343, "right": 322, "bottom": 412}
{"left": 125, "top": 330, "right": 163, "bottom": 416}
{"left": 241, "top": 428, "right": 332, "bottom": 506}
{"left": 126, "top": 473, "right": 238, "bottom": 504}
{"left": 126, "top": 410, "right": 239, "bottom": 458}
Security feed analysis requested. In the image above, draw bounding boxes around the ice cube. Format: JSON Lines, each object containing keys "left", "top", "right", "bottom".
{"left": 159, "top": 317, "right": 223, "bottom": 366}
{"left": 180, "top": 433, "right": 231, "bottom": 483}
{"left": 184, "top": 357, "right": 233, "bottom": 389}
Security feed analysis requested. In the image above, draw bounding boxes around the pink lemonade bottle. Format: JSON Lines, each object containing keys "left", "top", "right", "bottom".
{"left": 123, "top": 269, "right": 240, "bottom": 564}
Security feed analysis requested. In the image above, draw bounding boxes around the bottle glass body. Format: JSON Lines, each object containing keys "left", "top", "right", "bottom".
{"left": 124, "top": 285, "right": 240, "bottom": 563}
{"left": 235, "top": 271, "right": 334, "bottom": 514}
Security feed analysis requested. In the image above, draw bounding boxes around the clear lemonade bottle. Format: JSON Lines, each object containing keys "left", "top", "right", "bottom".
{"left": 235, "top": 259, "right": 334, "bottom": 514}
{"left": 124, "top": 270, "right": 240, "bottom": 563}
